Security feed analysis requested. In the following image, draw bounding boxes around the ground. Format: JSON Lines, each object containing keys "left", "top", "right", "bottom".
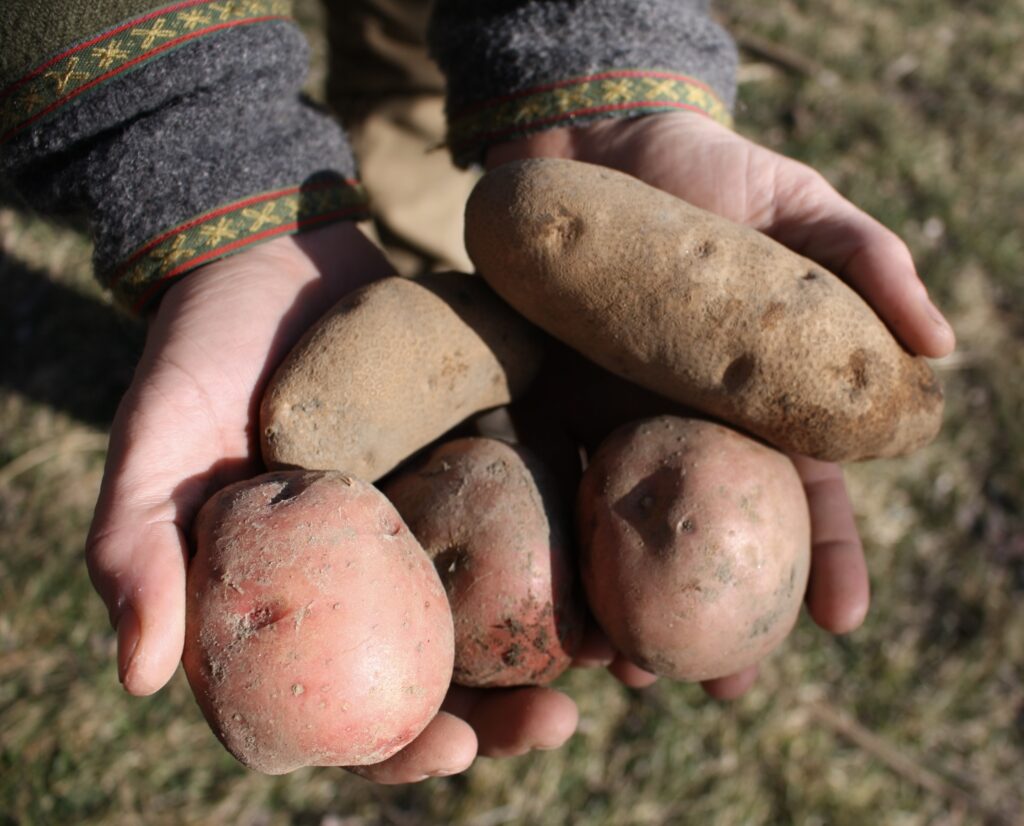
{"left": 1, "top": 1, "right": 1022, "bottom": 824}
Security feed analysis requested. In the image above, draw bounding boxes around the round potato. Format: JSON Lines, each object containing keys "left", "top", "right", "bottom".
{"left": 578, "top": 416, "right": 811, "bottom": 681}
{"left": 183, "top": 471, "right": 454, "bottom": 774}
{"left": 384, "top": 438, "right": 584, "bottom": 687}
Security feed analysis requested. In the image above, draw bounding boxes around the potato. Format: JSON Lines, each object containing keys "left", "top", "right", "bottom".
{"left": 261, "top": 272, "right": 543, "bottom": 481}
{"left": 182, "top": 471, "right": 454, "bottom": 774}
{"left": 577, "top": 416, "right": 811, "bottom": 681}
{"left": 384, "top": 438, "right": 584, "bottom": 687}
{"left": 465, "top": 159, "right": 943, "bottom": 462}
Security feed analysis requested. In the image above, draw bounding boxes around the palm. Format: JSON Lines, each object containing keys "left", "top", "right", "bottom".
{"left": 582, "top": 113, "right": 781, "bottom": 225}
{"left": 86, "top": 226, "right": 391, "bottom": 696}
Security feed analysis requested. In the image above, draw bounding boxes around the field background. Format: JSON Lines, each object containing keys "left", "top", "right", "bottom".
{"left": 2, "top": 1, "right": 1022, "bottom": 824}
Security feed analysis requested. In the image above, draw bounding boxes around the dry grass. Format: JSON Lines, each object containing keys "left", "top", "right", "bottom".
{"left": 2, "top": 1, "right": 1022, "bottom": 824}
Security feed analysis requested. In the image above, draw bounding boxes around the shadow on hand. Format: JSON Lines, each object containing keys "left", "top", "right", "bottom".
{"left": 0, "top": 249, "right": 143, "bottom": 428}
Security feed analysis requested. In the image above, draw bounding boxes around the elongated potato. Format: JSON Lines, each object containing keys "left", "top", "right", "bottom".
{"left": 465, "top": 159, "right": 943, "bottom": 462}
{"left": 384, "top": 438, "right": 584, "bottom": 687}
{"left": 183, "top": 471, "right": 454, "bottom": 774}
{"left": 261, "top": 272, "right": 543, "bottom": 481}
{"left": 578, "top": 417, "right": 811, "bottom": 681}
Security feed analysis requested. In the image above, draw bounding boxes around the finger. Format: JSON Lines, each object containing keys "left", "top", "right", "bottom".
{"left": 790, "top": 455, "right": 870, "bottom": 634}
{"left": 87, "top": 516, "right": 190, "bottom": 695}
{"left": 762, "top": 161, "right": 955, "bottom": 359}
{"left": 347, "top": 712, "right": 478, "bottom": 784}
{"left": 87, "top": 503, "right": 191, "bottom": 696}
{"left": 86, "top": 382, "right": 249, "bottom": 696}
{"left": 450, "top": 686, "right": 579, "bottom": 758}
{"left": 701, "top": 665, "right": 759, "bottom": 700}
{"left": 609, "top": 655, "right": 658, "bottom": 688}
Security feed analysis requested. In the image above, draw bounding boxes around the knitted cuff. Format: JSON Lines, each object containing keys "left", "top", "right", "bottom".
{"left": 429, "top": 0, "right": 738, "bottom": 167}
{"left": 0, "top": 0, "right": 368, "bottom": 313}
{"left": 446, "top": 69, "right": 732, "bottom": 164}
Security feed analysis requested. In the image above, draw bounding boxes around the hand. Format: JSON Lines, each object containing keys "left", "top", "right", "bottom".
{"left": 85, "top": 220, "right": 579, "bottom": 780}
{"left": 488, "top": 112, "right": 957, "bottom": 696}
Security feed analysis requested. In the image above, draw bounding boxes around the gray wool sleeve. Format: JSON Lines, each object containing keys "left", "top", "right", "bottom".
{"left": 1, "top": 19, "right": 366, "bottom": 312}
{"left": 428, "top": 0, "right": 738, "bottom": 166}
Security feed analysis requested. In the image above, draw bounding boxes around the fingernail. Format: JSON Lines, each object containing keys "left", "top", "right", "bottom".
{"left": 117, "top": 604, "right": 141, "bottom": 686}
{"left": 428, "top": 768, "right": 459, "bottom": 777}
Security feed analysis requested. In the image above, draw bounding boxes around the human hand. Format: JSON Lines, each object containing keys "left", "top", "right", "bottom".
{"left": 487, "top": 111, "right": 957, "bottom": 696}
{"left": 85, "top": 220, "right": 579, "bottom": 780}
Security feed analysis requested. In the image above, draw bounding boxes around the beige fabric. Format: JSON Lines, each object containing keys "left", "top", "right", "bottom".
{"left": 324, "top": 0, "right": 478, "bottom": 276}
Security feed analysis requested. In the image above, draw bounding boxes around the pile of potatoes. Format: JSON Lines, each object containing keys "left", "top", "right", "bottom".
{"left": 183, "top": 159, "right": 943, "bottom": 774}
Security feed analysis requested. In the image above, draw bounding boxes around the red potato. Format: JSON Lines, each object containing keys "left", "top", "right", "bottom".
{"left": 183, "top": 471, "right": 454, "bottom": 774}
{"left": 578, "top": 417, "right": 811, "bottom": 682}
{"left": 384, "top": 438, "right": 584, "bottom": 688}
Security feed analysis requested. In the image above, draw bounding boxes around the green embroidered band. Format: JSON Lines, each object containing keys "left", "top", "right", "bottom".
{"left": 448, "top": 69, "right": 733, "bottom": 159}
{"left": 0, "top": 0, "right": 293, "bottom": 144}
{"left": 106, "top": 178, "right": 369, "bottom": 312}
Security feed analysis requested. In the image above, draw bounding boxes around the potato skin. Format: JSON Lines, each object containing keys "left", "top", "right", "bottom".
{"left": 183, "top": 471, "right": 454, "bottom": 774}
{"left": 465, "top": 159, "right": 943, "bottom": 462}
{"left": 261, "top": 272, "right": 543, "bottom": 481}
{"left": 384, "top": 438, "right": 584, "bottom": 687}
{"left": 577, "top": 417, "right": 811, "bottom": 682}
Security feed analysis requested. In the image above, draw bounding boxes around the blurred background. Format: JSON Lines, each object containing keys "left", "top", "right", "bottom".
{"left": 2, "top": 1, "right": 1021, "bottom": 823}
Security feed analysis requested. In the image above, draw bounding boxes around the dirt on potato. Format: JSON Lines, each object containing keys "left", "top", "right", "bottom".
{"left": 384, "top": 438, "right": 584, "bottom": 687}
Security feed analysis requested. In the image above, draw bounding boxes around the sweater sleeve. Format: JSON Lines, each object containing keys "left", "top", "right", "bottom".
{"left": 428, "top": 0, "right": 738, "bottom": 167}
{"left": 0, "top": 0, "right": 368, "bottom": 313}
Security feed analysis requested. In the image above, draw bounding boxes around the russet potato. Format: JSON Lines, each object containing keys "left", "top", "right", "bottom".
{"left": 465, "top": 158, "right": 943, "bottom": 462}
{"left": 261, "top": 272, "right": 543, "bottom": 481}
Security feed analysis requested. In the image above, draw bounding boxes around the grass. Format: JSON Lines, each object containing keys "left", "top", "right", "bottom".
{"left": 2, "top": 1, "right": 1022, "bottom": 823}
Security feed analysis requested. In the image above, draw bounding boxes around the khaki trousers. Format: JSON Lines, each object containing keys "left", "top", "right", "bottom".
{"left": 323, "top": 0, "right": 478, "bottom": 277}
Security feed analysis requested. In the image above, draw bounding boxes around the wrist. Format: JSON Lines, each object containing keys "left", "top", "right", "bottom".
{"left": 484, "top": 111, "right": 718, "bottom": 172}
{"left": 151, "top": 221, "right": 391, "bottom": 343}
{"left": 154, "top": 222, "right": 391, "bottom": 324}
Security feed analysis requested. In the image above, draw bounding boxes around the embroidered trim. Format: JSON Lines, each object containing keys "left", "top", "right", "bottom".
{"left": 0, "top": 0, "right": 292, "bottom": 144}
{"left": 107, "top": 179, "right": 369, "bottom": 312}
{"left": 448, "top": 69, "right": 733, "bottom": 158}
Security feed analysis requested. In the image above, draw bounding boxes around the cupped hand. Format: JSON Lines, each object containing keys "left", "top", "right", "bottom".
{"left": 86, "top": 223, "right": 392, "bottom": 699}
{"left": 86, "top": 220, "right": 579, "bottom": 781}
{"left": 488, "top": 111, "right": 957, "bottom": 697}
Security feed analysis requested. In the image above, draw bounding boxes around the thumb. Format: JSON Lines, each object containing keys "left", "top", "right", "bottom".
{"left": 87, "top": 512, "right": 189, "bottom": 696}
{"left": 86, "top": 378, "right": 239, "bottom": 696}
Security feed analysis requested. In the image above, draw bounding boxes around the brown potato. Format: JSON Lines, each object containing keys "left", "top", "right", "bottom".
{"left": 384, "top": 438, "right": 584, "bottom": 687}
{"left": 183, "top": 471, "right": 454, "bottom": 774}
{"left": 577, "top": 416, "right": 811, "bottom": 681}
{"left": 261, "top": 272, "right": 543, "bottom": 481}
{"left": 465, "top": 158, "right": 943, "bottom": 462}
